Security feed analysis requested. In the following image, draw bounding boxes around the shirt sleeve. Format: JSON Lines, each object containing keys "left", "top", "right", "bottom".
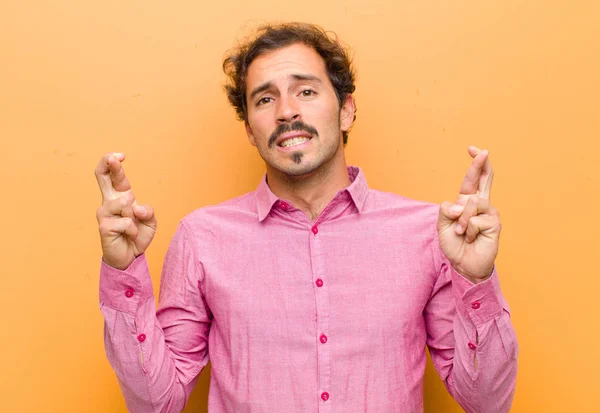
{"left": 99, "top": 221, "right": 212, "bottom": 413}
{"left": 424, "top": 236, "right": 518, "bottom": 413}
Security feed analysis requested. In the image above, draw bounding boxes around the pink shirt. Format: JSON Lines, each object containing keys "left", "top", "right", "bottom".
{"left": 100, "top": 166, "right": 517, "bottom": 413}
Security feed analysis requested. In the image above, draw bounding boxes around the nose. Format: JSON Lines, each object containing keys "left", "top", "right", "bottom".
{"left": 276, "top": 95, "right": 301, "bottom": 124}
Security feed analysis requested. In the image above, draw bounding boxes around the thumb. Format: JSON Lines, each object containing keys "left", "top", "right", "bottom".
{"left": 438, "top": 202, "right": 464, "bottom": 232}
{"left": 133, "top": 204, "right": 157, "bottom": 228}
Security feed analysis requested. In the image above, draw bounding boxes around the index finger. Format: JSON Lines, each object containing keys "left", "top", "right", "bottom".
{"left": 94, "top": 152, "right": 131, "bottom": 201}
{"left": 459, "top": 146, "right": 494, "bottom": 200}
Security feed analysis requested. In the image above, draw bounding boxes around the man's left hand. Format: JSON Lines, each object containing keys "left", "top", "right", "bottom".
{"left": 437, "top": 146, "right": 501, "bottom": 284}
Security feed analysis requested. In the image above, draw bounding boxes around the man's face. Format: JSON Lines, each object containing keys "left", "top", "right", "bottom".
{"left": 244, "top": 43, "right": 354, "bottom": 177}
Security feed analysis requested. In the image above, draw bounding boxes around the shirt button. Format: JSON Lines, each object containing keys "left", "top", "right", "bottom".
{"left": 320, "top": 334, "right": 328, "bottom": 344}
{"left": 315, "top": 278, "right": 324, "bottom": 287}
{"left": 125, "top": 289, "right": 134, "bottom": 298}
{"left": 468, "top": 342, "right": 477, "bottom": 350}
{"left": 137, "top": 334, "right": 147, "bottom": 342}
{"left": 471, "top": 301, "right": 481, "bottom": 309}
{"left": 321, "top": 392, "right": 329, "bottom": 401}
{"left": 279, "top": 201, "right": 289, "bottom": 210}
{"left": 311, "top": 226, "right": 318, "bottom": 235}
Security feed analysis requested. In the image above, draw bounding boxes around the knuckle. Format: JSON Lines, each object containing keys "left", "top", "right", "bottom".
{"left": 104, "top": 199, "right": 117, "bottom": 210}
{"left": 119, "top": 196, "right": 130, "bottom": 208}
{"left": 98, "top": 221, "right": 109, "bottom": 235}
{"left": 467, "top": 219, "right": 478, "bottom": 230}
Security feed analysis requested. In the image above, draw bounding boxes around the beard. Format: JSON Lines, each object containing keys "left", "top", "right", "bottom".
{"left": 257, "top": 115, "right": 342, "bottom": 178}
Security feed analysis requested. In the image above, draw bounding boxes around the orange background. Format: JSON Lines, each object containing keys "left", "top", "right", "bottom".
{"left": 1, "top": 1, "right": 599, "bottom": 412}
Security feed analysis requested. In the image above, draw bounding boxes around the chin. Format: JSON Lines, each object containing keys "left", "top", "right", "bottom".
{"left": 262, "top": 143, "right": 339, "bottom": 178}
{"left": 270, "top": 158, "right": 321, "bottom": 177}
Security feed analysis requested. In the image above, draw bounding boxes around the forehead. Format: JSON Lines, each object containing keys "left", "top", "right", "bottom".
{"left": 246, "top": 43, "right": 328, "bottom": 87}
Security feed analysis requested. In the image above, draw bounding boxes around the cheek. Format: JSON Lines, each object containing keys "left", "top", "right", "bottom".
{"left": 248, "top": 112, "right": 273, "bottom": 140}
{"left": 316, "top": 105, "right": 341, "bottom": 133}
{"left": 305, "top": 101, "right": 338, "bottom": 128}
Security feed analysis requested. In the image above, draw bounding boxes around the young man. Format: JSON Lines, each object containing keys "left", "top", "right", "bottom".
{"left": 96, "top": 23, "right": 517, "bottom": 413}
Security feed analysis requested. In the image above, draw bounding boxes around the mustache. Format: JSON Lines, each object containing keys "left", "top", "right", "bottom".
{"left": 268, "top": 121, "right": 319, "bottom": 148}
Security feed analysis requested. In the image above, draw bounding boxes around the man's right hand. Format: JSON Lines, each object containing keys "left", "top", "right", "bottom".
{"left": 95, "top": 153, "right": 157, "bottom": 270}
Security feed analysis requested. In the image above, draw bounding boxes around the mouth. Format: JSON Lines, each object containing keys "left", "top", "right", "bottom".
{"left": 276, "top": 133, "right": 312, "bottom": 151}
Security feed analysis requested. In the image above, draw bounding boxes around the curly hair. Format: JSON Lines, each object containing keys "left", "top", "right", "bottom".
{"left": 223, "top": 22, "right": 357, "bottom": 145}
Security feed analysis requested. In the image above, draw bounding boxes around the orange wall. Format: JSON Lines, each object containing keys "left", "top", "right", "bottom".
{"left": 1, "top": 1, "right": 599, "bottom": 412}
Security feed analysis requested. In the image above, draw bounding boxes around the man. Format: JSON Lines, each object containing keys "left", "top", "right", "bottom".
{"left": 96, "top": 23, "right": 517, "bottom": 413}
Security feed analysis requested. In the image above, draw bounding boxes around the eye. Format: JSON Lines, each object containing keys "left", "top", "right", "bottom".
{"left": 300, "top": 89, "right": 316, "bottom": 97}
{"left": 256, "top": 97, "right": 273, "bottom": 106}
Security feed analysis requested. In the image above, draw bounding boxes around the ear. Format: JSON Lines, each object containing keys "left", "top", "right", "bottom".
{"left": 340, "top": 94, "right": 356, "bottom": 132}
{"left": 245, "top": 121, "right": 257, "bottom": 146}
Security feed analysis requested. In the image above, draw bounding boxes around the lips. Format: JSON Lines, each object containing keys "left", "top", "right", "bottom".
{"left": 276, "top": 132, "right": 312, "bottom": 147}
{"left": 276, "top": 135, "right": 312, "bottom": 153}
{"left": 268, "top": 120, "right": 319, "bottom": 147}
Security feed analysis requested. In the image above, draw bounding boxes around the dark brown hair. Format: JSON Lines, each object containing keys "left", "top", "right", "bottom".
{"left": 223, "top": 22, "right": 357, "bottom": 144}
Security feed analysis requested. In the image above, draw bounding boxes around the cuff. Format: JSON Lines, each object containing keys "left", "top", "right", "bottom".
{"left": 99, "top": 254, "right": 155, "bottom": 316}
{"left": 451, "top": 266, "right": 505, "bottom": 328}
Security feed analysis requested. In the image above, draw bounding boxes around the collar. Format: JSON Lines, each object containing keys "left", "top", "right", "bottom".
{"left": 255, "top": 166, "right": 369, "bottom": 222}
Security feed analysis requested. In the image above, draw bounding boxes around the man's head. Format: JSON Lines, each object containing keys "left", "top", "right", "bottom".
{"left": 223, "top": 23, "right": 357, "bottom": 178}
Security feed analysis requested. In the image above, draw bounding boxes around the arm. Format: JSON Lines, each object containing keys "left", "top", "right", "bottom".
{"left": 100, "top": 222, "right": 211, "bottom": 413}
{"left": 425, "top": 255, "right": 518, "bottom": 413}
{"left": 429, "top": 146, "right": 518, "bottom": 411}
{"left": 94, "top": 153, "right": 209, "bottom": 412}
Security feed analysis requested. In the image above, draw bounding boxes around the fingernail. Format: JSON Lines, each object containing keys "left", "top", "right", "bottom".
{"left": 113, "top": 152, "right": 124, "bottom": 157}
{"left": 450, "top": 205, "right": 464, "bottom": 214}
{"left": 455, "top": 224, "right": 463, "bottom": 234}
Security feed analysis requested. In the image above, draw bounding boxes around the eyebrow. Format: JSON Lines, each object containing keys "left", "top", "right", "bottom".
{"left": 248, "top": 74, "right": 323, "bottom": 101}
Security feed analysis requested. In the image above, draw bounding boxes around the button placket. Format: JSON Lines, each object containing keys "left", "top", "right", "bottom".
{"left": 310, "top": 223, "right": 331, "bottom": 412}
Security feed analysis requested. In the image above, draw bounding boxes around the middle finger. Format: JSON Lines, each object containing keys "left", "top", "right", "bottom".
{"left": 455, "top": 196, "right": 490, "bottom": 235}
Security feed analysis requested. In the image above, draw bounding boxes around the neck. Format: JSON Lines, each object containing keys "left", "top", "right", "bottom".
{"left": 266, "top": 157, "right": 351, "bottom": 221}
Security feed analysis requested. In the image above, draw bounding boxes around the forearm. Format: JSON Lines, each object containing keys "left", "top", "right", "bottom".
{"left": 99, "top": 255, "right": 196, "bottom": 413}
{"left": 102, "top": 300, "right": 188, "bottom": 413}
{"left": 447, "top": 269, "right": 518, "bottom": 413}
